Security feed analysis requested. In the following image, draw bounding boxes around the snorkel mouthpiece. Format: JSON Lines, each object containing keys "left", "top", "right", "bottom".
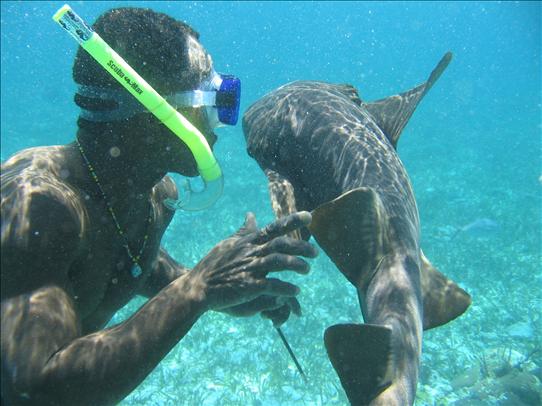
{"left": 53, "top": 4, "right": 223, "bottom": 211}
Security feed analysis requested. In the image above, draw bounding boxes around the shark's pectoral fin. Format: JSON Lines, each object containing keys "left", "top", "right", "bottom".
{"left": 308, "top": 187, "right": 388, "bottom": 288}
{"left": 265, "top": 169, "right": 311, "bottom": 240}
{"left": 420, "top": 250, "right": 472, "bottom": 330}
{"left": 364, "top": 52, "right": 452, "bottom": 149}
{"left": 324, "top": 323, "right": 393, "bottom": 405}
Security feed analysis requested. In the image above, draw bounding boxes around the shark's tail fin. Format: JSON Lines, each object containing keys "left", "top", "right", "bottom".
{"left": 364, "top": 52, "right": 452, "bottom": 149}
{"left": 324, "top": 323, "right": 393, "bottom": 405}
{"left": 420, "top": 250, "right": 472, "bottom": 330}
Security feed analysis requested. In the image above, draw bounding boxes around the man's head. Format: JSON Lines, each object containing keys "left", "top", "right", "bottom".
{"left": 73, "top": 7, "right": 217, "bottom": 176}
{"left": 73, "top": 7, "right": 212, "bottom": 95}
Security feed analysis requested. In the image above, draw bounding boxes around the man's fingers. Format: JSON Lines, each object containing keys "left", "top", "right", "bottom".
{"left": 287, "top": 297, "right": 302, "bottom": 317}
{"left": 245, "top": 212, "right": 257, "bottom": 228}
{"left": 263, "top": 278, "right": 300, "bottom": 297}
{"left": 229, "top": 296, "right": 284, "bottom": 316}
{"left": 252, "top": 254, "right": 310, "bottom": 275}
{"left": 259, "top": 236, "right": 318, "bottom": 258}
{"left": 253, "top": 212, "right": 312, "bottom": 244}
{"left": 241, "top": 296, "right": 301, "bottom": 316}
{"left": 261, "top": 305, "right": 291, "bottom": 327}
{"left": 236, "top": 212, "right": 258, "bottom": 236}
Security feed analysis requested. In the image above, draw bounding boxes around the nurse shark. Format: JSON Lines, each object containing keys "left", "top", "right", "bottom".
{"left": 242, "top": 52, "right": 471, "bottom": 405}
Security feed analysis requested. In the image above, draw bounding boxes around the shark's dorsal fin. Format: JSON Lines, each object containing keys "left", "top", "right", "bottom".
{"left": 324, "top": 323, "right": 393, "bottom": 405}
{"left": 335, "top": 84, "right": 363, "bottom": 106}
{"left": 308, "top": 187, "right": 389, "bottom": 289}
{"left": 420, "top": 250, "right": 472, "bottom": 330}
{"left": 364, "top": 52, "right": 452, "bottom": 149}
{"left": 265, "top": 169, "right": 310, "bottom": 241}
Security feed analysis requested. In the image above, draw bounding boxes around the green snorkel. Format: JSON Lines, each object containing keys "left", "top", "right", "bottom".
{"left": 53, "top": 4, "right": 223, "bottom": 211}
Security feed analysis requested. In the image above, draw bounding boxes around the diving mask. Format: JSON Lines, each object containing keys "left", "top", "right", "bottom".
{"left": 76, "top": 70, "right": 241, "bottom": 128}
{"left": 171, "top": 71, "right": 241, "bottom": 127}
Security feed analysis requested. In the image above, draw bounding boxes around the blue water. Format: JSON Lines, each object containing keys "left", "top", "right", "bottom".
{"left": 1, "top": 1, "right": 540, "bottom": 405}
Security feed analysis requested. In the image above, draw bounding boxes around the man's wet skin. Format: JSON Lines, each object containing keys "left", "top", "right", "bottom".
{"left": 1, "top": 109, "right": 317, "bottom": 405}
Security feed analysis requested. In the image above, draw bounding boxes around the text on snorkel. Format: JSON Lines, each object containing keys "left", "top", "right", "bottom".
{"left": 107, "top": 60, "right": 143, "bottom": 94}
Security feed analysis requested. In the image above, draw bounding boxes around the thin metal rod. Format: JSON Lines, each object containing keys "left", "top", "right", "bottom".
{"left": 276, "top": 327, "right": 308, "bottom": 383}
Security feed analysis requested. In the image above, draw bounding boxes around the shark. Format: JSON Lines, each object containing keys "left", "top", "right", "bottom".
{"left": 242, "top": 52, "right": 471, "bottom": 405}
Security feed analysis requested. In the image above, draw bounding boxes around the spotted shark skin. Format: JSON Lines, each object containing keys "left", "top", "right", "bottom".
{"left": 243, "top": 53, "right": 471, "bottom": 405}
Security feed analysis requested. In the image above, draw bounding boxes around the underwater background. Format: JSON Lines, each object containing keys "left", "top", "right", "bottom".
{"left": 1, "top": 1, "right": 540, "bottom": 405}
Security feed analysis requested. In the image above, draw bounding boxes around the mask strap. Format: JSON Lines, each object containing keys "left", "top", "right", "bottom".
{"left": 77, "top": 85, "right": 220, "bottom": 122}
{"left": 77, "top": 85, "right": 147, "bottom": 121}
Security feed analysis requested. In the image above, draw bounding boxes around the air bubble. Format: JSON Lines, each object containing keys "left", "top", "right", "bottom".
{"left": 109, "top": 147, "right": 121, "bottom": 157}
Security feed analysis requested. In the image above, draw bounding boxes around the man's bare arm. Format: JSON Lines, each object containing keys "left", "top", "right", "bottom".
{"left": 1, "top": 277, "right": 207, "bottom": 406}
{"left": 2, "top": 182, "right": 315, "bottom": 406}
{"left": 1, "top": 191, "right": 207, "bottom": 405}
{"left": 1, "top": 165, "right": 207, "bottom": 406}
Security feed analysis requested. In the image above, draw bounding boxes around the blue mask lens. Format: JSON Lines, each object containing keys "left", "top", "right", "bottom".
{"left": 215, "top": 75, "right": 241, "bottom": 125}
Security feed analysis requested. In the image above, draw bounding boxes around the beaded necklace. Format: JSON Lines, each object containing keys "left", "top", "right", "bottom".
{"left": 76, "top": 138, "right": 152, "bottom": 278}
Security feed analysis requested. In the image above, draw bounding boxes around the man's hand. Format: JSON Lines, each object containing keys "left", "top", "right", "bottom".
{"left": 189, "top": 211, "right": 318, "bottom": 323}
{"left": 221, "top": 295, "right": 301, "bottom": 327}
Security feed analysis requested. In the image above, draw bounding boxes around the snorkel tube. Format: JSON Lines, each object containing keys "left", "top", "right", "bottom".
{"left": 53, "top": 4, "right": 223, "bottom": 211}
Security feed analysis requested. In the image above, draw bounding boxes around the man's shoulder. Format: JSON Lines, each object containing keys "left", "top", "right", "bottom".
{"left": 2, "top": 145, "right": 79, "bottom": 202}
{"left": 1, "top": 146, "right": 85, "bottom": 298}
{"left": 1, "top": 145, "right": 87, "bottom": 247}
{"left": 2, "top": 145, "right": 64, "bottom": 171}
{"left": 1, "top": 146, "right": 72, "bottom": 191}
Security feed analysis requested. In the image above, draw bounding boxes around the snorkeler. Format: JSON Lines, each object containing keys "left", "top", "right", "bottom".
{"left": 0, "top": 7, "right": 317, "bottom": 405}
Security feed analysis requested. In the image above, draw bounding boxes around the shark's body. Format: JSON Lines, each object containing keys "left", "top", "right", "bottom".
{"left": 243, "top": 53, "right": 471, "bottom": 405}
